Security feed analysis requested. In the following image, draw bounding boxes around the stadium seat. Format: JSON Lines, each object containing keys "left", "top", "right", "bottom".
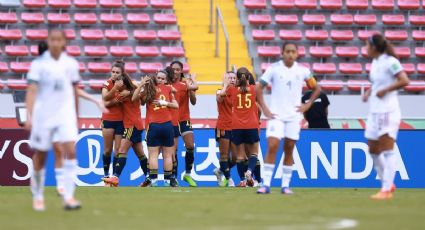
{"left": 151, "top": 0, "right": 174, "bottom": 9}
{"left": 26, "top": 29, "right": 48, "bottom": 40}
{"left": 84, "top": 46, "right": 108, "bottom": 56}
{"left": 358, "top": 30, "right": 380, "bottom": 40}
{"left": 335, "top": 46, "right": 359, "bottom": 57}
{"left": 47, "top": 13, "right": 71, "bottom": 24}
{"left": 417, "top": 64, "right": 425, "bottom": 73}
{"left": 88, "top": 62, "right": 111, "bottom": 73}
{"left": 5, "top": 46, "right": 29, "bottom": 57}
{"left": 66, "top": 46, "right": 81, "bottom": 56}
{"left": 279, "top": 30, "right": 302, "bottom": 40}
{"left": 354, "top": 15, "right": 377, "bottom": 25}
{"left": 398, "top": 0, "right": 420, "bottom": 10}
{"left": 271, "top": 0, "right": 295, "bottom": 9}
{"left": 125, "top": 0, "right": 148, "bottom": 8}
{"left": 412, "top": 30, "right": 425, "bottom": 41}
{"left": 372, "top": 0, "right": 394, "bottom": 10}
{"left": 30, "top": 45, "right": 38, "bottom": 56}
{"left": 295, "top": 0, "right": 317, "bottom": 9}
{"left": 257, "top": 46, "right": 280, "bottom": 57}
{"left": 302, "top": 14, "right": 326, "bottom": 25}
{"left": 64, "top": 29, "right": 76, "bottom": 40}
{"left": 409, "top": 15, "right": 425, "bottom": 26}
{"left": 261, "top": 63, "right": 271, "bottom": 72}
{"left": 320, "top": 0, "right": 342, "bottom": 10}
{"left": 385, "top": 30, "right": 408, "bottom": 41}
{"left": 319, "top": 80, "right": 344, "bottom": 92}
{"left": 21, "top": 13, "right": 44, "bottom": 24}
{"left": 48, "top": 0, "right": 71, "bottom": 8}
{"left": 127, "top": 13, "right": 150, "bottom": 24}
{"left": 140, "top": 62, "right": 163, "bottom": 73}
{"left": 309, "top": 46, "right": 333, "bottom": 58}
{"left": 10, "top": 62, "right": 31, "bottom": 74}
{"left": 78, "top": 62, "right": 86, "bottom": 72}
{"left": 80, "top": 29, "right": 104, "bottom": 40}
{"left": 331, "top": 30, "right": 354, "bottom": 41}
{"left": 330, "top": 14, "right": 353, "bottom": 25}
{"left": 415, "top": 47, "right": 425, "bottom": 57}
{"left": 74, "top": 13, "right": 97, "bottom": 24}
{"left": 0, "top": 29, "right": 22, "bottom": 40}
{"left": 74, "top": 0, "right": 97, "bottom": 8}
{"left": 395, "top": 47, "right": 411, "bottom": 58}
{"left": 305, "top": 30, "right": 328, "bottom": 41}
{"left": 7, "top": 80, "right": 28, "bottom": 90}
{"left": 99, "top": 0, "right": 122, "bottom": 8}
{"left": 404, "top": 80, "right": 425, "bottom": 92}
{"left": 105, "top": 30, "right": 129, "bottom": 41}
{"left": 312, "top": 63, "right": 336, "bottom": 74}
{"left": 110, "top": 46, "right": 133, "bottom": 57}
{"left": 0, "top": 62, "right": 9, "bottom": 73}
{"left": 243, "top": 0, "right": 266, "bottom": 9}
{"left": 23, "top": 0, "right": 46, "bottom": 8}
{"left": 158, "top": 30, "right": 181, "bottom": 41}
{"left": 88, "top": 80, "right": 104, "bottom": 90}
{"left": 100, "top": 13, "right": 123, "bottom": 24}
{"left": 365, "top": 63, "right": 371, "bottom": 73}
{"left": 275, "top": 15, "right": 298, "bottom": 25}
{"left": 298, "top": 46, "right": 306, "bottom": 57}
{"left": 248, "top": 14, "right": 272, "bottom": 25}
{"left": 154, "top": 13, "right": 177, "bottom": 25}
{"left": 361, "top": 46, "right": 368, "bottom": 57}
{"left": 382, "top": 15, "right": 405, "bottom": 25}
{"left": 401, "top": 63, "right": 415, "bottom": 74}
{"left": 134, "top": 30, "right": 157, "bottom": 41}
{"left": 347, "top": 80, "right": 371, "bottom": 92}
{"left": 339, "top": 63, "right": 362, "bottom": 74}
{"left": 136, "top": 46, "right": 160, "bottom": 57}
{"left": 0, "top": 13, "right": 17, "bottom": 23}
{"left": 124, "top": 62, "right": 138, "bottom": 73}
{"left": 252, "top": 30, "right": 275, "bottom": 41}
{"left": 346, "top": 0, "right": 368, "bottom": 9}
{"left": 161, "top": 46, "right": 185, "bottom": 57}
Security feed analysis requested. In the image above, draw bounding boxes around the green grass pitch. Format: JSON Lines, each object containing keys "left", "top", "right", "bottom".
{"left": 1, "top": 187, "right": 424, "bottom": 230}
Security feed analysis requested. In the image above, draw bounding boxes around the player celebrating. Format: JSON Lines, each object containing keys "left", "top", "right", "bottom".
{"left": 26, "top": 30, "right": 81, "bottom": 211}
{"left": 256, "top": 42, "right": 321, "bottom": 194}
{"left": 363, "top": 34, "right": 409, "bottom": 200}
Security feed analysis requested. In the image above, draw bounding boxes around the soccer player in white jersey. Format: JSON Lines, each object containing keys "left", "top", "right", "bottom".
{"left": 256, "top": 42, "right": 321, "bottom": 194}
{"left": 25, "top": 30, "right": 81, "bottom": 211}
{"left": 363, "top": 34, "right": 409, "bottom": 200}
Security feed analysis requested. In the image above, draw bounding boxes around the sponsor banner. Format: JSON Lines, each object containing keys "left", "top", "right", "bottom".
{"left": 0, "top": 129, "right": 424, "bottom": 188}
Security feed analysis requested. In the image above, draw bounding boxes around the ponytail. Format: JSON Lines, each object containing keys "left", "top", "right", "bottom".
{"left": 144, "top": 75, "right": 157, "bottom": 104}
{"left": 369, "top": 34, "right": 398, "bottom": 58}
{"left": 236, "top": 67, "right": 252, "bottom": 94}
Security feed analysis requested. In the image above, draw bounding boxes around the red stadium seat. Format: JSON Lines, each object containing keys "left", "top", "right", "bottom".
{"left": 151, "top": 0, "right": 173, "bottom": 9}
{"left": 398, "top": 0, "right": 420, "bottom": 9}
{"left": 88, "top": 62, "right": 111, "bottom": 73}
{"left": 21, "top": 13, "right": 44, "bottom": 24}
{"left": 339, "top": 63, "right": 362, "bottom": 74}
{"left": 74, "top": 13, "right": 97, "bottom": 24}
{"left": 125, "top": 0, "right": 148, "bottom": 8}
{"left": 261, "top": 63, "right": 271, "bottom": 72}
{"left": 279, "top": 30, "right": 302, "bottom": 40}
{"left": 252, "top": 30, "right": 275, "bottom": 41}
{"left": 417, "top": 64, "right": 425, "bottom": 74}
{"left": 100, "top": 13, "right": 123, "bottom": 24}
{"left": 48, "top": 0, "right": 71, "bottom": 8}
{"left": 347, "top": 80, "right": 371, "bottom": 92}
{"left": 354, "top": 15, "right": 377, "bottom": 25}
{"left": 154, "top": 14, "right": 177, "bottom": 25}
{"left": 105, "top": 30, "right": 129, "bottom": 41}
{"left": 358, "top": 30, "right": 380, "bottom": 41}
{"left": 243, "top": 0, "right": 266, "bottom": 9}
{"left": 302, "top": 14, "right": 326, "bottom": 25}
{"left": 401, "top": 63, "right": 415, "bottom": 74}
{"left": 415, "top": 47, "right": 425, "bottom": 57}
{"left": 298, "top": 46, "right": 306, "bottom": 57}
{"left": 320, "top": 0, "right": 342, "bottom": 10}
{"left": 305, "top": 30, "right": 328, "bottom": 41}
{"left": 84, "top": 46, "right": 108, "bottom": 56}
{"left": 161, "top": 46, "right": 185, "bottom": 57}
{"left": 409, "top": 15, "right": 425, "bottom": 25}
{"left": 295, "top": 0, "right": 317, "bottom": 9}
{"left": 258, "top": 46, "right": 280, "bottom": 57}
{"left": 10, "top": 62, "right": 31, "bottom": 74}
{"left": 64, "top": 29, "right": 76, "bottom": 40}
{"left": 140, "top": 62, "right": 163, "bottom": 73}
{"left": 88, "top": 80, "right": 105, "bottom": 90}
{"left": 74, "top": 0, "right": 97, "bottom": 8}
{"left": 5, "top": 46, "right": 29, "bottom": 57}
{"left": 30, "top": 45, "right": 38, "bottom": 56}
{"left": 124, "top": 62, "right": 138, "bottom": 73}
{"left": 382, "top": 15, "right": 405, "bottom": 25}
{"left": 26, "top": 29, "right": 48, "bottom": 40}
{"left": 361, "top": 46, "right": 368, "bottom": 57}
{"left": 404, "top": 80, "right": 425, "bottom": 93}
{"left": 0, "top": 62, "right": 8, "bottom": 73}
{"left": 0, "top": 29, "right": 22, "bottom": 40}
{"left": 331, "top": 30, "right": 354, "bottom": 41}
{"left": 78, "top": 62, "right": 86, "bottom": 72}
{"left": 372, "top": 0, "right": 394, "bottom": 10}
{"left": 272, "top": 0, "right": 295, "bottom": 9}
{"left": 385, "top": 30, "right": 408, "bottom": 41}
{"left": 412, "top": 30, "right": 425, "bottom": 41}
{"left": 99, "top": 0, "right": 122, "bottom": 8}
{"left": 313, "top": 63, "right": 336, "bottom": 74}
{"left": 335, "top": 46, "right": 359, "bottom": 58}
{"left": 7, "top": 80, "right": 28, "bottom": 90}
{"left": 158, "top": 30, "right": 181, "bottom": 41}
{"left": 81, "top": 29, "right": 104, "bottom": 40}
{"left": 136, "top": 46, "right": 160, "bottom": 57}
{"left": 47, "top": 13, "right": 71, "bottom": 24}
{"left": 66, "top": 46, "right": 81, "bottom": 56}
{"left": 309, "top": 46, "right": 333, "bottom": 58}
{"left": 0, "top": 13, "right": 17, "bottom": 23}
{"left": 395, "top": 47, "right": 411, "bottom": 58}
{"left": 330, "top": 14, "right": 353, "bottom": 25}
{"left": 365, "top": 63, "right": 371, "bottom": 73}
{"left": 275, "top": 15, "right": 298, "bottom": 25}
{"left": 23, "top": 0, "right": 46, "bottom": 8}
{"left": 110, "top": 46, "right": 134, "bottom": 57}
{"left": 134, "top": 30, "right": 157, "bottom": 41}
{"left": 127, "top": 13, "right": 150, "bottom": 24}
{"left": 320, "top": 80, "right": 343, "bottom": 92}
{"left": 248, "top": 14, "right": 272, "bottom": 25}
{"left": 346, "top": 0, "right": 368, "bottom": 9}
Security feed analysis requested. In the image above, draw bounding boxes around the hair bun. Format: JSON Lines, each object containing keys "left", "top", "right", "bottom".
{"left": 114, "top": 60, "right": 125, "bottom": 66}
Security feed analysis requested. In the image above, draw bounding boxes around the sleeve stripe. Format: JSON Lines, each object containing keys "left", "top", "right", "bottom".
{"left": 259, "top": 79, "right": 268, "bottom": 86}
{"left": 27, "top": 79, "right": 38, "bottom": 85}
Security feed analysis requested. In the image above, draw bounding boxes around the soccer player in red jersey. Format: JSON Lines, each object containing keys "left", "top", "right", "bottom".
{"left": 169, "top": 61, "right": 199, "bottom": 187}
{"left": 134, "top": 70, "right": 179, "bottom": 186}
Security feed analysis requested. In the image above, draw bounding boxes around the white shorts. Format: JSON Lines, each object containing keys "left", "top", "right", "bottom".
{"left": 266, "top": 119, "right": 301, "bottom": 141}
{"left": 29, "top": 121, "right": 78, "bottom": 152}
{"left": 365, "top": 110, "right": 401, "bottom": 141}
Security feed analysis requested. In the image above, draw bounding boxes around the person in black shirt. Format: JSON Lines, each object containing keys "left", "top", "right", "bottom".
{"left": 302, "top": 90, "right": 330, "bottom": 128}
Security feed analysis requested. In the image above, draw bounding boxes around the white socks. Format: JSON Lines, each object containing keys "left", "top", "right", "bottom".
{"left": 262, "top": 163, "right": 275, "bottom": 187}
{"left": 30, "top": 168, "right": 45, "bottom": 200}
{"left": 63, "top": 159, "right": 78, "bottom": 201}
{"left": 281, "top": 165, "right": 293, "bottom": 188}
{"left": 55, "top": 168, "right": 65, "bottom": 192}
{"left": 382, "top": 150, "right": 397, "bottom": 192}
{"left": 370, "top": 153, "right": 385, "bottom": 180}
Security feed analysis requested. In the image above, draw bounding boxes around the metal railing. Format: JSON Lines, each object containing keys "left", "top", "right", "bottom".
{"left": 215, "top": 6, "right": 230, "bottom": 72}
{"left": 209, "top": 0, "right": 214, "bottom": 33}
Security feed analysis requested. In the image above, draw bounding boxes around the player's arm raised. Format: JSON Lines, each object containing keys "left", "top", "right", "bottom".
{"left": 297, "top": 76, "right": 321, "bottom": 113}
{"left": 217, "top": 73, "right": 230, "bottom": 103}
{"left": 102, "top": 80, "right": 123, "bottom": 101}
{"left": 133, "top": 76, "right": 149, "bottom": 104}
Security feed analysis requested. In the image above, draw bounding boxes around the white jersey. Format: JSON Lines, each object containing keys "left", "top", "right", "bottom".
{"left": 27, "top": 51, "right": 80, "bottom": 128}
{"left": 369, "top": 54, "right": 403, "bottom": 113}
{"left": 260, "top": 61, "right": 312, "bottom": 121}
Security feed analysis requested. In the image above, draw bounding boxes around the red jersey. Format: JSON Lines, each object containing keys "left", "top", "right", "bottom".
{"left": 122, "top": 97, "right": 144, "bottom": 130}
{"left": 228, "top": 85, "right": 259, "bottom": 130}
{"left": 146, "top": 84, "right": 174, "bottom": 124}
{"left": 174, "top": 80, "right": 190, "bottom": 122}
{"left": 170, "top": 83, "right": 180, "bottom": 126}
{"left": 216, "top": 88, "right": 233, "bottom": 131}
{"left": 101, "top": 79, "right": 123, "bottom": 121}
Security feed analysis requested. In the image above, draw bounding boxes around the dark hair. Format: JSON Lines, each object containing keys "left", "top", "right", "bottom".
{"left": 144, "top": 75, "right": 158, "bottom": 104}
{"left": 368, "top": 34, "right": 397, "bottom": 58}
{"left": 169, "top": 61, "right": 184, "bottom": 80}
{"left": 282, "top": 42, "right": 298, "bottom": 52}
{"left": 112, "top": 60, "right": 136, "bottom": 90}
{"left": 236, "top": 67, "right": 252, "bottom": 94}
{"left": 164, "top": 66, "right": 174, "bottom": 84}
{"left": 248, "top": 74, "right": 256, "bottom": 85}
{"left": 38, "top": 41, "right": 48, "bottom": 56}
